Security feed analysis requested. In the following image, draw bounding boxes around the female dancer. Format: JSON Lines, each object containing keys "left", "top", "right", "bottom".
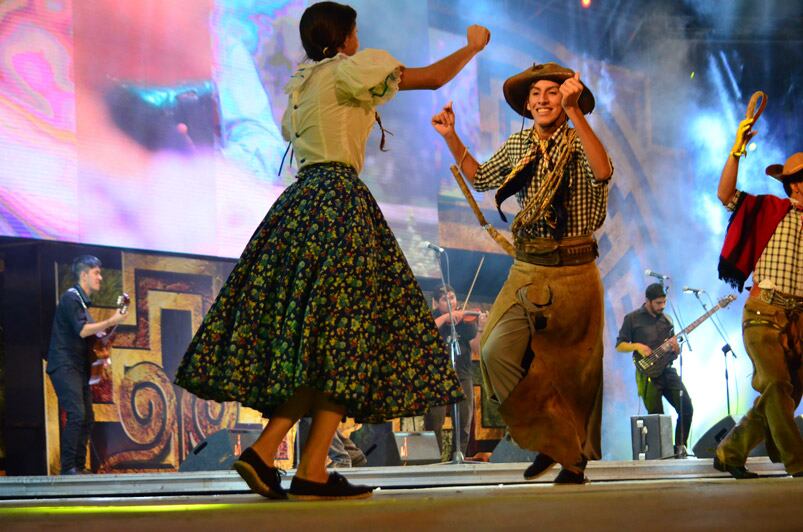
{"left": 175, "top": 1, "right": 490, "bottom": 500}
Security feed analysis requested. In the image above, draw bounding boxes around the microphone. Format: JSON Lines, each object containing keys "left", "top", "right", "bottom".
{"left": 722, "top": 343, "right": 736, "bottom": 358}
{"left": 683, "top": 286, "right": 705, "bottom": 294}
{"left": 423, "top": 241, "right": 444, "bottom": 254}
{"left": 644, "top": 269, "right": 670, "bottom": 280}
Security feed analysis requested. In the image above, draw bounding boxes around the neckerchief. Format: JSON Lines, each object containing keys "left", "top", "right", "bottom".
{"left": 494, "top": 122, "right": 573, "bottom": 223}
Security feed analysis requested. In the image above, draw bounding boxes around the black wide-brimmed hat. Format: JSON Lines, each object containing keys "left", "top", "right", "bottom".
{"left": 503, "top": 62, "right": 595, "bottom": 118}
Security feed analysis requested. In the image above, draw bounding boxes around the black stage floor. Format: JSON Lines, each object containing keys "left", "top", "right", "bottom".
{"left": 0, "top": 458, "right": 800, "bottom": 531}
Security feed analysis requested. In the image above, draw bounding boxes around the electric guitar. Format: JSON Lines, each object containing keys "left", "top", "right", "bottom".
{"left": 635, "top": 295, "right": 737, "bottom": 378}
{"left": 88, "top": 293, "right": 130, "bottom": 385}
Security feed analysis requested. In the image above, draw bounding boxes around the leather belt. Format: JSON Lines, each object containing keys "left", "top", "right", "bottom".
{"left": 515, "top": 236, "right": 598, "bottom": 267}
{"left": 750, "top": 285, "right": 803, "bottom": 311}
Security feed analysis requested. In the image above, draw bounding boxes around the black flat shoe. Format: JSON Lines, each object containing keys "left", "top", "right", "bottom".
{"left": 288, "top": 471, "right": 374, "bottom": 500}
{"left": 713, "top": 456, "right": 759, "bottom": 479}
{"left": 523, "top": 453, "right": 557, "bottom": 480}
{"left": 233, "top": 447, "right": 288, "bottom": 499}
{"left": 553, "top": 468, "right": 588, "bottom": 484}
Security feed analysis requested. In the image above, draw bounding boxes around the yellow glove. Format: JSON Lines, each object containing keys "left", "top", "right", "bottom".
{"left": 730, "top": 117, "right": 756, "bottom": 158}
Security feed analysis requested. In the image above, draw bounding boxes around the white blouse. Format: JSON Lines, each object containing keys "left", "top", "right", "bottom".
{"left": 281, "top": 49, "right": 403, "bottom": 173}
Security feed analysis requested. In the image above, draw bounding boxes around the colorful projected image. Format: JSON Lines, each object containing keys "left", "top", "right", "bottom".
{"left": 0, "top": 0, "right": 449, "bottom": 275}
{"left": 69, "top": 0, "right": 296, "bottom": 259}
{"left": 0, "top": 0, "right": 77, "bottom": 241}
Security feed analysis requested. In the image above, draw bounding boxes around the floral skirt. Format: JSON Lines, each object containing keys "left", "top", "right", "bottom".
{"left": 174, "top": 162, "right": 463, "bottom": 422}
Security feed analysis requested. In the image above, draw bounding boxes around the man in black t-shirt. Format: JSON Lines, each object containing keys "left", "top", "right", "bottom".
{"left": 46, "top": 255, "right": 125, "bottom": 475}
{"left": 616, "top": 283, "right": 693, "bottom": 457}
{"left": 424, "top": 285, "right": 480, "bottom": 458}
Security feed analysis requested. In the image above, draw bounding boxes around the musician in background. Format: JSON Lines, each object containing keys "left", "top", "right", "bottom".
{"left": 46, "top": 255, "right": 125, "bottom": 475}
{"left": 615, "top": 283, "right": 693, "bottom": 458}
{"left": 425, "top": 285, "right": 480, "bottom": 459}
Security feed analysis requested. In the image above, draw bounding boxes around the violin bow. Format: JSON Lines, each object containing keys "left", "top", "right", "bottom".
{"left": 461, "top": 255, "right": 485, "bottom": 312}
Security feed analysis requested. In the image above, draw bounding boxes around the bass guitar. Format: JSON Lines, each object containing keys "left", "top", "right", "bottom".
{"left": 636, "top": 295, "right": 736, "bottom": 378}
{"left": 88, "top": 293, "right": 130, "bottom": 385}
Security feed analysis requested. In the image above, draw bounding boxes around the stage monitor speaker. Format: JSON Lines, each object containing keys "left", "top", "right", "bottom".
{"left": 349, "top": 423, "right": 401, "bottom": 467}
{"left": 692, "top": 415, "right": 736, "bottom": 459}
{"left": 393, "top": 432, "right": 441, "bottom": 465}
{"left": 179, "top": 429, "right": 260, "bottom": 472}
{"left": 631, "top": 414, "right": 673, "bottom": 460}
{"left": 489, "top": 435, "right": 537, "bottom": 463}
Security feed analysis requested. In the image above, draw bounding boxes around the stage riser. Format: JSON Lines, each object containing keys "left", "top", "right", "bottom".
{"left": 0, "top": 459, "right": 788, "bottom": 500}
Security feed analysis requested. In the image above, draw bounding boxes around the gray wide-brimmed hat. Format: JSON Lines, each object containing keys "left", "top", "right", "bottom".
{"left": 766, "top": 152, "right": 803, "bottom": 181}
{"left": 502, "top": 62, "right": 595, "bottom": 118}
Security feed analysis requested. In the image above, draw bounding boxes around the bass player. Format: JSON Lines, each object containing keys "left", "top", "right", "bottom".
{"left": 616, "top": 283, "right": 693, "bottom": 458}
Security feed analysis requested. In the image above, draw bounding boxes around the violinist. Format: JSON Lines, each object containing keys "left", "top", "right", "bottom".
{"left": 45, "top": 255, "right": 125, "bottom": 475}
{"left": 425, "top": 284, "right": 483, "bottom": 459}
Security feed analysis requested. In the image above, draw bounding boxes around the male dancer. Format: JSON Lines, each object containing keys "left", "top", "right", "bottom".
{"left": 432, "top": 62, "right": 612, "bottom": 483}
{"left": 714, "top": 116, "right": 803, "bottom": 478}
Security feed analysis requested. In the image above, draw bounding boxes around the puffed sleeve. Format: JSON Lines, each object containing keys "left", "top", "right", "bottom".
{"left": 335, "top": 49, "right": 403, "bottom": 107}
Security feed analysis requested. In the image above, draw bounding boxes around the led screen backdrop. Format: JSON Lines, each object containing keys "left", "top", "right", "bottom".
{"left": 0, "top": 0, "right": 623, "bottom": 273}
{"left": 0, "top": 0, "right": 487, "bottom": 277}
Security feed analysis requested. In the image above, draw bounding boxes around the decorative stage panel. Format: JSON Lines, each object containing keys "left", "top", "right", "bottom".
{"left": 43, "top": 250, "right": 294, "bottom": 474}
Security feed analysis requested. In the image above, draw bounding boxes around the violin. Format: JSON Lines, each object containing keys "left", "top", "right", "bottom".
{"left": 434, "top": 256, "right": 488, "bottom": 326}
{"left": 88, "top": 293, "right": 130, "bottom": 386}
{"left": 460, "top": 309, "right": 483, "bottom": 324}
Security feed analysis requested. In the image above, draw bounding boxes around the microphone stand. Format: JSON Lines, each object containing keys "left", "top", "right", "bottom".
{"left": 696, "top": 291, "right": 739, "bottom": 417}
{"left": 663, "top": 282, "right": 689, "bottom": 457}
{"left": 722, "top": 343, "right": 733, "bottom": 417}
{"left": 431, "top": 247, "right": 478, "bottom": 465}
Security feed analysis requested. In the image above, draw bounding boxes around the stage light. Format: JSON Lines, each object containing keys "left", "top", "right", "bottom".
{"left": 581, "top": 0, "right": 592, "bottom": 8}
{"left": 749, "top": 142, "right": 757, "bottom": 152}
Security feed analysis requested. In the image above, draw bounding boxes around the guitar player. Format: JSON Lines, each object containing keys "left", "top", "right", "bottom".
{"left": 45, "top": 255, "right": 125, "bottom": 475}
{"left": 615, "top": 283, "right": 694, "bottom": 458}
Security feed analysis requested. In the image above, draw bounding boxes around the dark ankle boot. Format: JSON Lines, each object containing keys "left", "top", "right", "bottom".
{"left": 523, "top": 453, "right": 557, "bottom": 480}
{"left": 553, "top": 468, "right": 588, "bottom": 484}
{"left": 713, "top": 456, "right": 758, "bottom": 479}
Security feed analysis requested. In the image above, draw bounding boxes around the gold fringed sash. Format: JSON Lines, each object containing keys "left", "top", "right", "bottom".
{"left": 510, "top": 129, "right": 577, "bottom": 236}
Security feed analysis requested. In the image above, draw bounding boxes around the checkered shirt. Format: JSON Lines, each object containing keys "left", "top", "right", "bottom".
{"left": 729, "top": 190, "right": 803, "bottom": 296}
{"left": 473, "top": 123, "right": 609, "bottom": 240}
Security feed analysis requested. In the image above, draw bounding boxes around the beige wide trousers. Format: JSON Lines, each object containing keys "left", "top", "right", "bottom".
{"left": 481, "top": 259, "right": 604, "bottom": 472}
